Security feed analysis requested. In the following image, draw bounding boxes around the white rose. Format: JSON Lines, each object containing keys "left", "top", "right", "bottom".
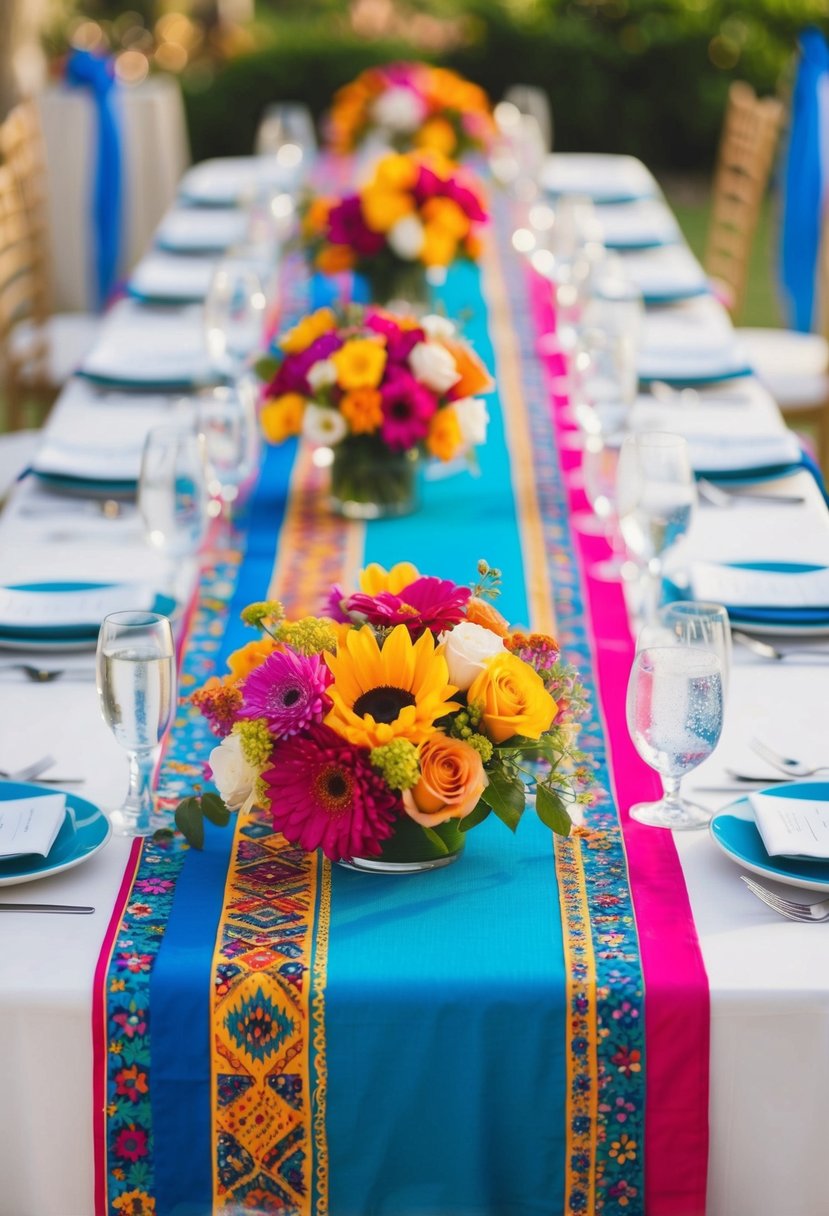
{"left": 372, "top": 87, "right": 427, "bottom": 133}
{"left": 302, "top": 402, "right": 348, "bottom": 447}
{"left": 453, "top": 396, "right": 489, "bottom": 448}
{"left": 307, "top": 359, "right": 338, "bottom": 391}
{"left": 420, "top": 314, "right": 457, "bottom": 341}
{"left": 441, "top": 620, "right": 505, "bottom": 690}
{"left": 408, "top": 341, "right": 461, "bottom": 393}
{"left": 209, "top": 732, "right": 259, "bottom": 814}
{"left": 388, "top": 214, "right": 425, "bottom": 261}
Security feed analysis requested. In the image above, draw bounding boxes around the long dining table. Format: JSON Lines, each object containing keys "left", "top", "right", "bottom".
{"left": 1, "top": 149, "right": 829, "bottom": 1216}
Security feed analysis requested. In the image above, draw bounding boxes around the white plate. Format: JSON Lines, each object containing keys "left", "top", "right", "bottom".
{"left": 540, "top": 153, "right": 658, "bottom": 203}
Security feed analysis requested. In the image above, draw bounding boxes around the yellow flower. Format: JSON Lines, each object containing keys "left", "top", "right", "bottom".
{"left": 373, "top": 153, "right": 419, "bottom": 191}
{"left": 279, "top": 307, "right": 336, "bottom": 355}
{"left": 361, "top": 186, "right": 414, "bottom": 234}
{"left": 325, "top": 624, "right": 460, "bottom": 749}
{"left": 331, "top": 338, "right": 387, "bottom": 390}
{"left": 415, "top": 117, "right": 459, "bottom": 157}
{"left": 260, "top": 393, "right": 305, "bottom": 444}
{"left": 340, "top": 387, "right": 383, "bottom": 434}
{"left": 113, "top": 1190, "right": 156, "bottom": 1216}
{"left": 420, "top": 222, "right": 458, "bottom": 267}
{"left": 426, "top": 406, "right": 463, "bottom": 461}
{"left": 359, "top": 562, "right": 420, "bottom": 594}
{"left": 422, "top": 196, "right": 470, "bottom": 240}
{"left": 302, "top": 197, "right": 333, "bottom": 239}
{"left": 467, "top": 652, "right": 556, "bottom": 743}
{"left": 226, "top": 637, "right": 279, "bottom": 681}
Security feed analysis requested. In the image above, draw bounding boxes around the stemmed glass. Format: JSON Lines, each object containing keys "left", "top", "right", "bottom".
{"left": 196, "top": 381, "right": 259, "bottom": 521}
{"left": 138, "top": 425, "right": 210, "bottom": 589}
{"left": 96, "top": 611, "right": 177, "bottom": 837}
{"left": 204, "top": 257, "right": 267, "bottom": 378}
{"left": 656, "top": 601, "right": 732, "bottom": 699}
{"left": 616, "top": 431, "right": 697, "bottom": 622}
{"left": 626, "top": 645, "right": 724, "bottom": 829}
{"left": 579, "top": 432, "right": 635, "bottom": 581}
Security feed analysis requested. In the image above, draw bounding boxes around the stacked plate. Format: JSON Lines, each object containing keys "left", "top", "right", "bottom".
{"left": 0, "top": 581, "right": 175, "bottom": 651}
{"left": 0, "top": 782, "right": 111, "bottom": 888}
{"left": 711, "top": 782, "right": 829, "bottom": 893}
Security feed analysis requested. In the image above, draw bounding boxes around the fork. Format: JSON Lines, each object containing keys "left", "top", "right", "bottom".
{"left": 750, "top": 736, "right": 829, "bottom": 778}
{"left": 741, "top": 877, "right": 829, "bottom": 922}
{"left": 697, "top": 479, "right": 805, "bottom": 508}
{"left": 733, "top": 632, "right": 829, "bottom": 662}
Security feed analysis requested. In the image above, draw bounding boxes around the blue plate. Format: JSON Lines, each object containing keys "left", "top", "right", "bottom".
{"left": 642, "top": 284, "right": 711, "bottom": 306}
{"left": 710, "top": 782, "right": 829, "bottom": 892}
{"left": 76, "top": 369, "right": 208, "bottom": 393}
{"left": 0, "top": 782, "right": 111, "bottom": 887}
{"left": 0, "top": 582, "right": 176, "bottom": 643}
{"left": 716, "top": 561, "right": 829, "bottom": 627}
{"left": 32, "top": 470, "right": 137, "bottom": 498}
{"left": 639, "top": 365, "right": 754, "bottom": 389}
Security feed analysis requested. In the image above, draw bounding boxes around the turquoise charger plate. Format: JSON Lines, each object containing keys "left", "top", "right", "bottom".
{"left": 0, "top": 582, "right": 176, "bottom": 645}
{"left": 666, "top": 560, "right": 829, "bottom": 636}
{"left": 32, "top": 470, "right": 138, "bottom": 498}
{"left": 639, "top": 365, "right": 754, "bottom": 388}
{"left": 710, "top": 781, "right": 829, "bottom": 892}
{"left": 0, "top": 782, "right": 111, "bottom": 887}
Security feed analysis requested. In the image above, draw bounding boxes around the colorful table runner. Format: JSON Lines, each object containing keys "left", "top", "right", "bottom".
{"left": 92, "top": 195, "right": 709, "bottom": 1216}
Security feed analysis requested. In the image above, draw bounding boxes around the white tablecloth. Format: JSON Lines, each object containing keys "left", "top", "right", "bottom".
{"left": 2, "top": 163, "right": 829, "bottom": 1216}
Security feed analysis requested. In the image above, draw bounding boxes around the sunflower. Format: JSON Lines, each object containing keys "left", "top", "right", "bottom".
{"left": 324, "top": 624, "right": 459, "bottom": 749}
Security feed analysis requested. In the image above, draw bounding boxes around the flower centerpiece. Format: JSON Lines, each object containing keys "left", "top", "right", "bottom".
{"left": 301, "top": 151, "right": 488, "bottom": 309}
{"left": 329, "top": 62, "right": 496, "bottom": 160}
{"left": 255, "top": 305, "right": 493, "bottom": 518}
{"left": 176, "top": 560, "right": 593, "bottom": 873}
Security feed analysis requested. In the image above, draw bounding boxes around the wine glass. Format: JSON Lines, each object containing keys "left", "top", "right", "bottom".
{"left": 255, "top": 102, "right": 317, "bottom": 186}
{"left": 616, "top": 431, "right": 697, "bottom": 622}
{"left": 204, "top": 257, "right": 267, "bottom": 378}
{"left": 626, "top": 645, "right": 724, "bottom": 829}
{"left": 196, "top": 381, "right": 259, "bottom": 519}
{"left": 657, "top": 601, "right": 732, "bottom": 699}
{"left": 96, "top": 611, "right": 177, "bottom": 837}
{"left": 571, "top": 325, "right": 638, "bottom": 437}
{"left": 138, "top": 426, "right": 210, "bottom": 584}
{"left": 579, "top": 432, "right": 636, "bottom": 581}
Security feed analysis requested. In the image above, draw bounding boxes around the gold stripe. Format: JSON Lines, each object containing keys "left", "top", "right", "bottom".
{"left": 480, "top": 236, "right": 557, "bottom": 634}
{"left": 312, "top": 855, "right": 332, "bottom": 1214}
{"left": 553, "top": 834, "right": 599, "bottom": 1212}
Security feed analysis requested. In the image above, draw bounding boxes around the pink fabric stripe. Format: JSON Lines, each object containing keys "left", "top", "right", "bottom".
{"left": 528, "top": 271, "right": 710, "bottom": 1215}
{"left": 91, "top": 836, "right": 143, "bottom": 1216}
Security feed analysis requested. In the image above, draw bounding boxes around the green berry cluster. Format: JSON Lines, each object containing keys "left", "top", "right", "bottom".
{"left": 234, "top": 719, "right": 273, "bottom": 768}
{"left": 370, "top": 739, "right": 421, "bottom": 790}
{"left": 241, "top": 600, "right": 285, "bottom": 629}
{"left": 276, "top": 616, "right": 338, "bottom": 656}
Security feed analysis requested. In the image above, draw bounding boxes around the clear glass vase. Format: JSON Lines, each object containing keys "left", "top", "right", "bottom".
{"left": 363, "top": 262, "right": 431, "bottom": 315}
{"left": 329, "top": 438, "right": 420, "bottom": 520}
{"left": 340, "top": 815, "right": 466, "bottom": 874}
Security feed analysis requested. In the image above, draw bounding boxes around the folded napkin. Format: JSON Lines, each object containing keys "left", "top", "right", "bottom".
{"left": 690, "top": 561, "right": 829, "bottom": 625}
{"left": 179, "top": 156, "right": 296, "bottom": 207}
{"left": 80, "top": 302, "right": 212, "bottom": 388}
{"left": 0, "top": 581, "right": 158, "bottom": 635}
{"left": 594, "top": 200, "right": 681, "bottom": 249}
{"left": 128, "top": 254, "right": 218, "bottom": 305}
{"left": 750, "top": 788, "right": 829, "bottom": 860}
{"left": 686, "top": 432, "right": 802, "bottom": 475}
{"left": 155, "top": 208, "right": 248, "bottom": 254}
{"left": 540, "top": 153, "right": 658, "bottom": 202}
{"left": 618, "top": 246, "right": 709, "bottom": 302}
{"left": 0, "top": 793, "right": 66, "bottom": 860}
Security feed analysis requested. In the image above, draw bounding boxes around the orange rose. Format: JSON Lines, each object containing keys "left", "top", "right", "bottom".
{"left": 426, "top": 406, "right": 463, "bottom": 461}
{"left": 446, "top": 340, "right": 493, "bottom": 398}
{"left": 316, "top": 245, "right": 356, "bottom": 275}
{"left": 466, "top": 596, "right": 510, "bottom": 637}
{"left": 467, "top": 653, "right": 556, "bottom": 743}
{"left": 403, "top": 733, "right": 487, "bottom": 826}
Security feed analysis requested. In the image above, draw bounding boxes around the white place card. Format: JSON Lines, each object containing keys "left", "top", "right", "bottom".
{"left": 750, "top": 791, "right": 829, "bottom": 859}
{"left": 0, "top": 583, "right": 156, "bottom": 629}
{"left": 690, "top": 562, "right": 829, "bottom": 610}
{"left": 0, "top": 794, "right": 66, "bottom": 859}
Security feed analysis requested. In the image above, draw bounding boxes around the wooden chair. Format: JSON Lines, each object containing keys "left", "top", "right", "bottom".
{"left": 706, "top": 81, "right": 829, "bottom": 470}
{"left": 705, "top": 81, "right": 784, "bottom": 317}
{"left": 0, "top": 101, "right": 99, "bottom": 430}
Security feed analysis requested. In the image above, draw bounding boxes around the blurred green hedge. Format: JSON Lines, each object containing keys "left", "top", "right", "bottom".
{"left": 181, "top": 1, "right": 829, "bottom": 169}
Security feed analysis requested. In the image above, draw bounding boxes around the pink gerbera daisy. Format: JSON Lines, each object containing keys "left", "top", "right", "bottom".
{"left": 239, "top": 649, "right": 331, "bottom": 738}
{"left": 346, "top": 575, "right": 471, "bottom": 637}
{"left": 380, "top": 370, "right": 437, "bottom": 450}
{"left": 263, "top": 724, "right": 401, "bottom": 860}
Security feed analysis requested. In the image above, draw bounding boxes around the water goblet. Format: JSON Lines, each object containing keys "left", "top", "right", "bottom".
{"left": 196, "top": 381, "right": 259, "bottom": 520}
{"left": 626, "top": 645, "right": 724, "bottom": 829}
{"left": 204, "top": 257, "right": 267, "bottom": 378}
{"left": 138, "top": 425, "right": 210, "bottom": 586}
{"left": 658, "top": 601, "right": 732, "bottom": 699}
{"left": 96, "top": 611, "right": 177, "bottom": 837}
{"left": 579, "top": 432, "right": 636, "bottom": 581}
{"left": 616, "top": 431, "right": 697, "bottom": 622}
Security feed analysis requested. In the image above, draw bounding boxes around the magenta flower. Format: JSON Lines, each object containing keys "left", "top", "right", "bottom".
{"left": 380, "top": 370, "right": 437, "bottom": 450}
{"left": 347, "top": 575, "right": 471, "bottom": 637}
{"left": 266, "top": 332, "right": 343, "bottom": 398}
{"left": 263, "top": 724, "right": 401, "bottom": 861}
{"left": 239, "top": 649, "right": 332, "bottom": 738}
{"left": 445, "top": 179, "right": 488, "bottom": 223}
{"left": 322, "top": 584, "right": 350, "bottom": 623}
{"left": 327, "top": 195, "right": 385, "bottom": 256}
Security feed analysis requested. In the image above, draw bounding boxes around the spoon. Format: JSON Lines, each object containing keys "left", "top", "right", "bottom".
{"left": 0, "top": 664, "right": 96, "bottom": 684}
{"left": 732, "top": 631, "right": 829, "bottom": 661}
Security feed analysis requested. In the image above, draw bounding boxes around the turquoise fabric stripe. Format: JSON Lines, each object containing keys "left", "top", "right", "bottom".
{"left": 150, "top": 438, "right": 298, "bottom": 1215}
{"left": 325, "top": 262, "right": 568, "bottom": 1214}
